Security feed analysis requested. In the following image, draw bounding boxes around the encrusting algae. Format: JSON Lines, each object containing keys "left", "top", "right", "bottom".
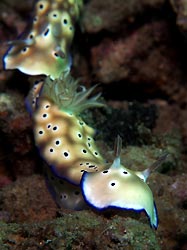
{"left": 3, "top": 0, "right": 168, "bottom": 229}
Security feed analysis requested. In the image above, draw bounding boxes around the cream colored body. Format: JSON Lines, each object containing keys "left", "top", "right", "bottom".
{"left": 34, "top": 97, "right": 106, "bottom": 184}
{"left": 82, "top": 160, "right": 158, "bottom": 228}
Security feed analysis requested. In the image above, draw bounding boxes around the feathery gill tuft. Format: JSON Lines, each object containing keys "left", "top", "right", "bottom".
{"left": 40, "top": 72, "right": 105, "bottom": 114}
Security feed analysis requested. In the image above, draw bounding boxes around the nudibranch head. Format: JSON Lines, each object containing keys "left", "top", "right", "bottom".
{"left": 33, "top": 74, "right": 107, "bottom": 184}
{"left": 3, "top": 0, "right": 83, "bottom": 79}
{"left": 81, "top": 136, "right": 166, "bottom": 229}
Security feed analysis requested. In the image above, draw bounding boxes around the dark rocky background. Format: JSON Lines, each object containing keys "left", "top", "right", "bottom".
{"left": 0, "top": 0, "right": 187, "bottom": 249}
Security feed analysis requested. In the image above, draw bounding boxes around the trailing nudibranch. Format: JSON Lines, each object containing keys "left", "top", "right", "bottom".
{"left": 26, "top": 72, "right": 107, "bottom": 209}
{"left": 3, "top": 0, "right": 83, "bottom": 79}
{"left": 28, "top": 72, "right": 167, "bottom": 228}
{"left": 31, "top": 73, "right": 107, "bottom": 185}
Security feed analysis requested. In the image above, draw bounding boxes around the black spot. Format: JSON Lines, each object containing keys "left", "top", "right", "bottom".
{"left": 44, "top": 28, "right": 49, "bottom": 36}
{"left": 69, "top": 26, "right": 73, "bottom": 30}
{"left": 80, "top": 163, "right": 83, "bottom": 166}
{"left": 55, "top": 140, "right": 60, "bottom": 145}
{"left": 50, "top": 148, "right": 54, "bottom": 153}
{"left": 103, "top": 170, "right": 108, "bottom": 174}
{"left": 123, "top": 171, "right": 128, "bottom": 174}
{"left": 45, "top": 105, "right": 50, "bottom": 109}
{"left": 94, "top": 152, "right": 98, "bottom": 156}
{"left": 82, "top": 149, "right": 87, "bottom": 154}
{"left": 39, "top": 4, "right": 43, "bottom": 9}
{"left": 53, "top": 13, "right": 57, "bottom": 17}
{"left": 111, "top": 182, "right": 115, "bottom": 186}
{"left": 79, "top": 121, "right": 84, "bottom": 126}
{"left": 61, "top": 194, "right": 67, "bottom": 199}
{"left": 87, "top": 137, "right": 91, "bottom": 141}
{"left": 80, "top": 170, "right": 84, "bottom": 172}
{"left": 89, "top": 165, "right": 95, "bottom": 168}
{"left": 74, "top": 191, "right": 80, "bottom": 195}
{"left": 35, "top": 79, "right": 42, "bottom": 85}
{"left": 29, "top": 34, "right": 34, "bottom": 39}
{"left": 63, "top": 19, "right": 67, "bottom": 24}
{"left": 54, "top": 52, "right": 59, "bottom": 57}
{"left": 78, "top": 133, "right": 82, "bottom": 138}
{"left": 22, "top": 47, "right": 27, "bottom": 52}
{"left": 43, "top": 113, "right": 47, "bottom": 118}
{"left": 53, "top": 126, "right": 57, "bottom": 131}
{"left": 64, "top": 152, "right": 69, "bottom": 157}
{"left": 86, "top": 162, "right": 89, "bottom": 165}
{"left": 47, "top": 124, "right": 51, "bottom": 128}
{"left": 39, "top": 130, "right": 43, "bottom": 135}
{"left": 88, "top": 143, "right": 91, "bottom": 147}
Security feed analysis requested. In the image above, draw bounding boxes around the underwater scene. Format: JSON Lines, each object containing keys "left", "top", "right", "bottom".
{"left": 0, "top": 0, "right": 187, "bottom": 249}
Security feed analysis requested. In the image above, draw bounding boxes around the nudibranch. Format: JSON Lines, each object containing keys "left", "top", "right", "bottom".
{"left": 81, "top": 136, "right": 168, "bottom": 228}
{"left": 32, "top": 72, "right": 107, "bottom": 185}
{"left": 3, "top": 0, "right": 83, "bottom": 79}
{"left": 44, "top": 165, "right": 87, "bottom": 209}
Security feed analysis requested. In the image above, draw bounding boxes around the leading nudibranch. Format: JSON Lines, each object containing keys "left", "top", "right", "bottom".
{"left": 81, "top": 136, "right": 168, "bottom": 229}
{"left": 3, "top": 0, "right": 83, "bottom": 79}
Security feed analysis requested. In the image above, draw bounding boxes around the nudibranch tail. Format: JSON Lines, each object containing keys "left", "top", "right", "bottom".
{"left": 3, "top": 0, "right": 83, "bottom": 79}
{"left": 33, "top": 73, "right": 107, "bottom": 185}
{"left": 81, "top": 136, "right": 159, "bottom": 228}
